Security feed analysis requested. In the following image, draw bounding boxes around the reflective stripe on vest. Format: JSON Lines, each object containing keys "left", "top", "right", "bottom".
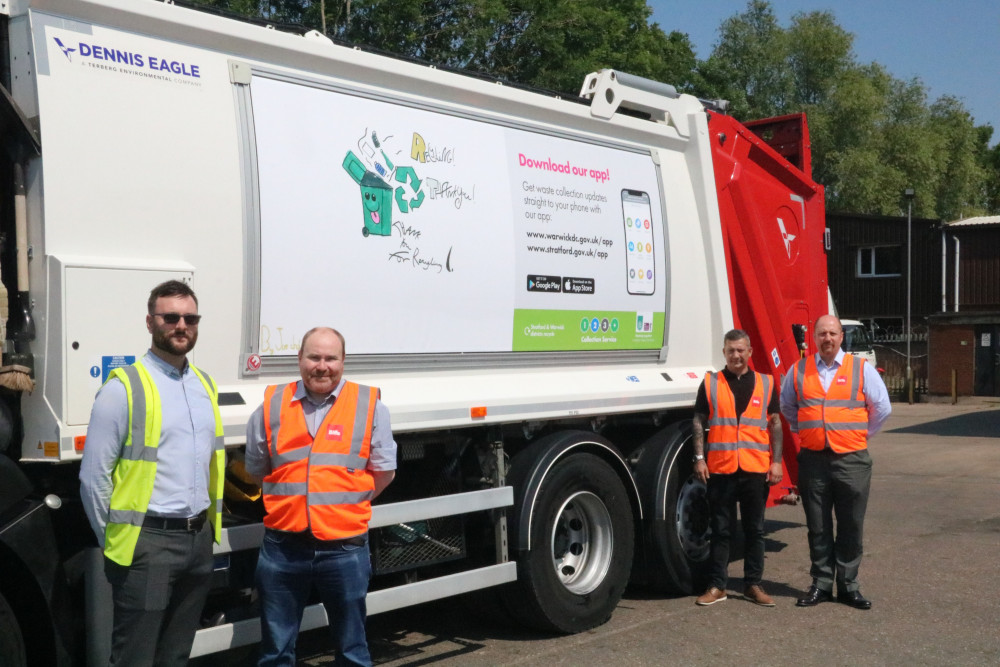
{"left": 103, "top": 360, "right": 225, "bottom": 566}
{"left": 705, "top": 370, "right": 772, "bottom": 474}
{"left": 794, "top": 354, "right": 868, "bottom": 453}
{"left": 261, "top": 380, "right": 378, "bottom": 540}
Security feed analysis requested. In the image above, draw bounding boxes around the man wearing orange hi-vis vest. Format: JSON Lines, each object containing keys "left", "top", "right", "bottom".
{"left": 692, "top": 329, "right": 783, "bottom": 608}
{"left": 245, "top": 327, "right": 396, "bottom": 667}
{"left": 781, "top": 315, "right": 891, "bottom": 610}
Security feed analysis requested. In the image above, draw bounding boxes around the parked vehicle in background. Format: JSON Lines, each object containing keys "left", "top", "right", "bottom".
{"left": 841, "top": 319, "right": 879, "bottom": 368}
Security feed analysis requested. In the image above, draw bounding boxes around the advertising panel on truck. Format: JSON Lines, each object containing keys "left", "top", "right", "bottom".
{"left": 250, "top": 75, "right": 667, "bottom": 356}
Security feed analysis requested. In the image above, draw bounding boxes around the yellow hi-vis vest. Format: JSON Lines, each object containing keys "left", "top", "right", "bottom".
{"left": 103, "top": 360, "right": 225, "bottom": 566}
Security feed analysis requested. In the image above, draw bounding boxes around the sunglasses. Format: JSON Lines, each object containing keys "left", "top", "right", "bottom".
{"left": 154, "top": 313, "right": 202, "bottom": 325}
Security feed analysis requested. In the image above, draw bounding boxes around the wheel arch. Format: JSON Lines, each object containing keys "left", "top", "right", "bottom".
{"left": 508, "top": 429, "right": 642, "bottom": 554}
{"left": 648, "top": 421, "right": 694, "bottom": 522}
{"left": 630, "top": 418, "right": 708, "bottom": 593}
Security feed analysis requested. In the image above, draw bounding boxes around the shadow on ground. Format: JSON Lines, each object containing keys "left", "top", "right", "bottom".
{"left": 886, "top": 409, "right": 1000, "bottom": 437}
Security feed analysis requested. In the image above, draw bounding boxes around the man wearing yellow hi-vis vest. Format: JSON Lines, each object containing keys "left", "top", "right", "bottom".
{"left": 80, "top": 280, "right": 225, "bottom": 667}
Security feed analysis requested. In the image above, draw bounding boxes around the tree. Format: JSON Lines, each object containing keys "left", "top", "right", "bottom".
{"left": 984, "top": 131, "right": 1000, "bottom": 215}
{"left": 694, "top": 0, "right": 998, "bottom": 218}
{"left": 184, "top": 0, "right": 1000, "bottom": 217}
{"left": 696, "top": 0, "right": 793, "bottom": 119}
{"left": 786, "top": 10, "right": 853, "bottom": 107}
{"left": 186, "top": 0, "right": 696, "bottom": 96}
{"left": 926, "top": 96, "right": 990, "bottom": 220}
{"left": 339, "top": 0, "right": 696, "bottom": 95}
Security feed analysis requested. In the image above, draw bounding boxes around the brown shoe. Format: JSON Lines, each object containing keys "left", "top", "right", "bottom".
{"left": 744, "top": 584, "right": 776, "bottom": 607}
{"left": 696, "top": 586, "right": 727, "bottom": 606}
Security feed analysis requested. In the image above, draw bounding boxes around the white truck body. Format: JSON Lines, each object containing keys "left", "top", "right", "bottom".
{"left": 0, "top": 1, "right": 829, "bottom": 664}
{"left": 17, "top": 0, "right": 729, "bottom": 467}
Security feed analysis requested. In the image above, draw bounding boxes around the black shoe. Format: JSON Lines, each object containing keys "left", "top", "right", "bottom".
{"left": 795, "top": 586, "right": 833, "bottom": 607}
{"left": 837, "top": 590, "right": 872, "bottom": 610}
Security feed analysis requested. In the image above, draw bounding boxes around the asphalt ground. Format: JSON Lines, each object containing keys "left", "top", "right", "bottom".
{"left": 287, "top": 400, "right": 1000, "bottom": 666}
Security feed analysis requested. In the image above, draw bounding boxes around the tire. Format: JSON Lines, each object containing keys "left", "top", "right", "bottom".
{"left": 504, "top": 451, "right": 634, "bottom": 634}
{"left": 632, "top": 422, "right": 710, "bottom": 595}
{"left": 0, "top": 591, "right": 26, "bottom": 667}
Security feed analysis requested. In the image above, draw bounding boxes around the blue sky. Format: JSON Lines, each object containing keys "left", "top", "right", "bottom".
{"left": 647, "top": 0, "right": 1000, "bottom": 145}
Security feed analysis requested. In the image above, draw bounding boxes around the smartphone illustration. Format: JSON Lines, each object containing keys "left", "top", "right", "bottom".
{"left": 621, "top": 189, "right": 655, "bottom": 295}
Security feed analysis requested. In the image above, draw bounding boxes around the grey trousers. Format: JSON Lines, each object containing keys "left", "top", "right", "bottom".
{"left": 104, "top": 520, "right": 214, "bottom": 667}
{"left": 797, "top": 447, "right": 872, "bottom": 593}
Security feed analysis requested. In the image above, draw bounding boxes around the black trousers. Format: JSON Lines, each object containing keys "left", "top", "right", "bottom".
{"left": 798, "top": 447, "right": 872, "bottom": 593}
{"left": 104, "top": 520, "right": 214, "bottom": 667}
{"left": 706, "top": 469, "right": 769, "bottom": 589}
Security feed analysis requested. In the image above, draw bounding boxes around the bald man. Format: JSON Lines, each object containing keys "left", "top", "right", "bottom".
{"left": 780, "top": 315, "right": 891, "bottom": 610}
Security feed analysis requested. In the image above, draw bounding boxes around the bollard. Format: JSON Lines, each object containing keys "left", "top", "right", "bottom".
{"left": 951, "top": 368, "right": 957, "bottom": 405}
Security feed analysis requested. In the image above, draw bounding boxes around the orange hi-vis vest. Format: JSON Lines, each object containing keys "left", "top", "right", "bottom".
{"left": 792, "top": 353, "right": 869, "bottom": 453}
{"left": 705, "top": 370, "right": 773, "bottom": 474}
{"left": 261, "top": 380, "right": 379, "bottom": 540}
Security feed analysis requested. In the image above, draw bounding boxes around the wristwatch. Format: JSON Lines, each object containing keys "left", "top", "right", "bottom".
{"left": 693, "top": 454, "right": 705, "bottom": 462}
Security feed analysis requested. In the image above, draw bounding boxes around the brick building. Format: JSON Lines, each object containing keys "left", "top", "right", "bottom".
{"left": 826, "top": 213, "right": 1000, "bottom": 398}
{"left": 928, "top": 217, "right": 1000, "bottom": 397}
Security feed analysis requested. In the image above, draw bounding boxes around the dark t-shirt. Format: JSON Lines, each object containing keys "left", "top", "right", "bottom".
{"left": 694, "top": 368, "right": 779, "bottom": 419}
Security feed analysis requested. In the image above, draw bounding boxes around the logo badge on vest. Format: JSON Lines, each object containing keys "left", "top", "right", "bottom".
{"left": 327, "top": 424, "right": 344, "bottom": 441}
{"left": 751, "top": 397, "right": 761, "bottom": 407}
{"left": 836, "top": 376, "right": 847, "bottom": 385}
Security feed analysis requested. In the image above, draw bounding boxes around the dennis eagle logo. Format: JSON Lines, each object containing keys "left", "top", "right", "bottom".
{"left": 54, "top": 37, "right": 76, "bottom": 62}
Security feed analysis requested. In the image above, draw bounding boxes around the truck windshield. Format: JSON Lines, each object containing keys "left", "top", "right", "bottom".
{"left": 842, "top": 325, "right": 873, "bottom": 352}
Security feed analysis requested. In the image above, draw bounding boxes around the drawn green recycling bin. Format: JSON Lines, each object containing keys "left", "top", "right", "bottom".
{"left": 343, "top": 149, "right": 425, "bottom": 238}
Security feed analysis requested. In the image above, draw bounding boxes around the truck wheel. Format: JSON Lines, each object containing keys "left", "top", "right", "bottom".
{"left": 505, "top": 452, "right": 634, "bottom": 633}
{"left": 0, "top": 591, "right": 26, "bottom": 667}
{"left": 632, "top": 422, "right": 710, "bottom": 594}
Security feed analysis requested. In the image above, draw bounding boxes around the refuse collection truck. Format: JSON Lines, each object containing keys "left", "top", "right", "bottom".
{"left": 0, "top": 0, "right": 830, "bottom": 664}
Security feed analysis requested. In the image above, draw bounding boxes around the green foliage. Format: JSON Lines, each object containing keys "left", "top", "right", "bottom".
{"left": 337, "top": 0, "right": 697, "bottom": 95}
{"left": 689, "top": 1, "right": 997, "bottom": 219}
{"left": 698, "top": 0, "right": 793, "bottom": 119}
{"left": 184, "top": 0, "right": 999, "bottom": 218}
{"left": 187, "top": 1, "right": 696, "bottom": 95}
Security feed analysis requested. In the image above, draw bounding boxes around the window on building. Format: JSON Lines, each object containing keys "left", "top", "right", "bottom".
{"left": 857, "top": 246, "right": 902, "bottom": 277}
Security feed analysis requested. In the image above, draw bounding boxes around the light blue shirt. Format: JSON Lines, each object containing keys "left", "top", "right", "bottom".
{"left": 80, "top": 351, "right": 216, "bottom": 547}
{"left": 244, "top": 378, "right": 397, "bottom": 480}
{"left": 780, "top": 349, "right": 892, "bottom": 438}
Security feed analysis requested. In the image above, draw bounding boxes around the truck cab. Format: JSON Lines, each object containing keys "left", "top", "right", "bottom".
{"left": 841, "top": 319, "right": 878, "bottom": 368}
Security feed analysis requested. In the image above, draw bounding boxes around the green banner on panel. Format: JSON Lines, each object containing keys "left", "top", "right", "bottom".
{"left": 513, "top": 309, "right": 663, "bottom": 351}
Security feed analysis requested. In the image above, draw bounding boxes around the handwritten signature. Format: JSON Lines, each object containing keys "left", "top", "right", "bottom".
{"left": 388, "top": 246, "right": 454, "bottom": 273}
{"left": 393, "top": 221, "right": 422, "bottom": 240}
{"left": 424, "top": 178, "right": 475, "bottom": 209}
{"left": 260, "top": 325, "right": 301, "bottom": 355}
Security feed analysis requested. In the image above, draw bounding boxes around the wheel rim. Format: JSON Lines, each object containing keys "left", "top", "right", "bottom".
{"left": 550, "top": 490, "right": 614, "bottom": 595}
{"left": 675, "top": 475, "right": 710, "bottom": 560}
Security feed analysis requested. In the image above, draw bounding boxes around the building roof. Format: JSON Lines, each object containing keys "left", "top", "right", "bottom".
{"left": 947, "top": 215, "right": 1000, "bottom": 227}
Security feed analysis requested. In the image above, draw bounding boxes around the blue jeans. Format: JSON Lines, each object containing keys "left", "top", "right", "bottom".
{"left": 256, "top": 530, "right": 373, "bottom": 667}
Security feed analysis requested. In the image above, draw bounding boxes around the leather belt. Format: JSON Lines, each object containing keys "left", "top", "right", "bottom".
{"left": 267, "top": 529, "right": 366, "bottom": 550}
{"left": 143, "top": 511, "right": 207, "bottom": 532}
